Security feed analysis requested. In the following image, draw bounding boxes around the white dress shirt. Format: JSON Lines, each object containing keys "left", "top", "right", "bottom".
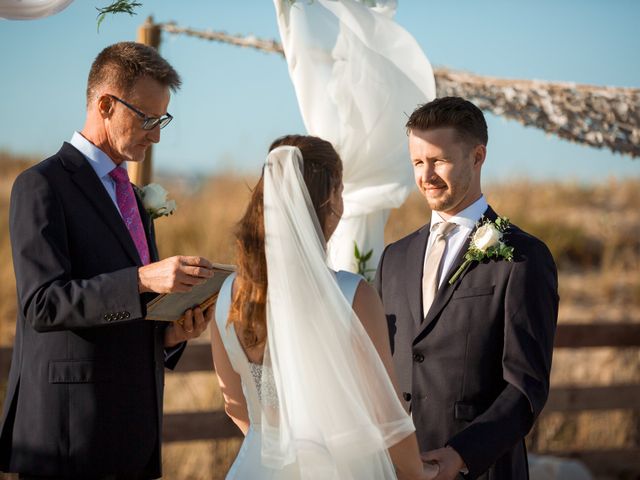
{"left": 426, "top": 195, "right": 489, "bottom": 288}
{"left": 69, "top": 131, "right": 125, "bottom": 216}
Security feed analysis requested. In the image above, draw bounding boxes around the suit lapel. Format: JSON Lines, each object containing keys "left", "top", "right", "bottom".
{"left": 60, "top": 143, "right": 142, "bottom": 266}
{"left": 413, "top": 206, "right": 499, "bottom": 345}
{"left": 405, "top": 225, "right": 430, "bottom": 327}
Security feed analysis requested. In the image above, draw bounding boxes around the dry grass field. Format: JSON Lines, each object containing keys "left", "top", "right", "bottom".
{"left": 0, "top": 152, "right": 639, "bottom": 479}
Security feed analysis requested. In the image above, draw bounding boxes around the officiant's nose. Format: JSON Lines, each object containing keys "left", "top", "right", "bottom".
{"left": 146, "top": 124, "right": 161, "bottom": 144}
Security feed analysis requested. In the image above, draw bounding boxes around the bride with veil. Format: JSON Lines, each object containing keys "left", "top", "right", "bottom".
{"left": 210, "top": 135, "right": 437, "bottom": 479}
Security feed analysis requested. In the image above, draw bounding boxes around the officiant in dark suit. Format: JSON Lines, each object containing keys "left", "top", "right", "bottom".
{"left": 375, "top": 97, "right": 558, "bottom": 479}
{"left": 0, "top": 42, "right": 213, "bottom": 479}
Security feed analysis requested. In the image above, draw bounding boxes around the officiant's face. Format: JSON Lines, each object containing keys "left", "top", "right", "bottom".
{"left": 409, "top": 127, "right": 484, "bottom": 216}
{"left": 103, "top": 76, "right": 171, "bottom": 164}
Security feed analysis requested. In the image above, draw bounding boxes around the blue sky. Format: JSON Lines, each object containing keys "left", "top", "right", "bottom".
{"left": 1, "top": 0, "right": 638, "bottom": 183}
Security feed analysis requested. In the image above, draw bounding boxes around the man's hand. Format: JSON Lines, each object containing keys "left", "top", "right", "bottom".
{"left": 164, "top": 305, "right": 213, "bottom": 347}
{"left": 421, "top": 446, "right": 466, "bottom": 480}
{"left": 138, "top": 256, "right": 213, "bottom": 294}
{"left": 396, "top": 459, "right": 439, "bottom": 480}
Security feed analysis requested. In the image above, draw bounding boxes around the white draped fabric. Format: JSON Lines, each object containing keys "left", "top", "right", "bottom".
{"left": 273, "top": 0, "right": 436, "bottom": 273}
{"left": 0, "top": 0, "right": 73, "bottom": 19}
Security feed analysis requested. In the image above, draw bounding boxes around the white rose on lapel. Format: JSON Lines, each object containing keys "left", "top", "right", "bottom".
{"left": 448, "top": 216, "right": 514, "bottom": 285}
{"left": 141, "top": 183, "right": 177, "bottom": 219}
{"left": 472, "top": 224, "right": 502, "bottom": 252}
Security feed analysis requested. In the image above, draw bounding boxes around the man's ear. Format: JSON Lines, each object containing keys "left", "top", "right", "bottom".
{"left": 473, "top": 144, "right": 486, "bottom": 168}
{"left": 97, "top": 95, "right": 113, "bottom": 119}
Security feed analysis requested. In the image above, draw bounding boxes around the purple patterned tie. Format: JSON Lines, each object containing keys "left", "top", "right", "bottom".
{"left": 109, "top": 167, "right": 150, "bottom": 265}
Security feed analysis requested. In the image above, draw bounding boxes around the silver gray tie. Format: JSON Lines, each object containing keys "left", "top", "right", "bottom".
{"left": 422, "top": 221, "right": 457, "bottom": 319}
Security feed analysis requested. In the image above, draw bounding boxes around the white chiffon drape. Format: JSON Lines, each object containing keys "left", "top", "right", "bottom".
{"left": 273, "top": 0, "right": 436, "bottom": 273}
{"left": 0, "top": 0, "right": 73, "bottom": 19}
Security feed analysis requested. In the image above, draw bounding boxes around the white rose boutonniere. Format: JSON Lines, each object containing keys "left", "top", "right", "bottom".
{"left": 448, "top": 216, "right": 514, "bottom": 285}
{"left": 140, "top": 183, "right": 177, "bottom": 220}
{"left": 473, "top": 223, "right": 502, "bottom": 252}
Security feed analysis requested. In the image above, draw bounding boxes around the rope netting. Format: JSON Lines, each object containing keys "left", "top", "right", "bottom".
{"left": 158, "top": 22, "right": 640, "bottom": 158}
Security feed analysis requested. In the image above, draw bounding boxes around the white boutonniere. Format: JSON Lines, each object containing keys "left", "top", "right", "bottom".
{"left": 448, "top": 216, "right": 514, "bottom": 285}
{"left": 140, "top": 183, "right": 177, "bottom": 219}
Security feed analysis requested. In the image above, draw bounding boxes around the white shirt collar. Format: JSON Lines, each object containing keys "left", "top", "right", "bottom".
{"left": 70, "top": 131, "right": 120, "bottom": 178}
{"left": 430, "top": 195, "right": 489, "bottom": 231}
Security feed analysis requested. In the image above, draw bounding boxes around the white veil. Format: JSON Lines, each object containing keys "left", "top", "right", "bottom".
{"left": 261, "top": 145, "right": 415, "bottom": 478}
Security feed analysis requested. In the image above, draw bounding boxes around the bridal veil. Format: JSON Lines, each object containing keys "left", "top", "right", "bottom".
{"left": 260, "top": 146, "right": 415, "bottom": 478}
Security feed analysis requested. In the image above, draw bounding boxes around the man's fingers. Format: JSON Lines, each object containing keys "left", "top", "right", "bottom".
{"left": 421, "top": 449, "right": 443, "bottom": 463}
{"left": 172, "top": 307, "right": 210, "bottom": 342}
{"left": 421, "top": 453, "right": 433, "bottom": 462}
{"left": 178, "top": 256, "right": 213, "bottom": 270}
{"left": 181, "top": 265, "right": 214, "bottom": 279}
{"left": 176, "top": 271, "right": 208, "bottom": 287}
{"left": 424, "top": 462, "right": 440, "bottom": 480}
{"left": 181, "top": 309, "right": 195, "bottom": 333}
{"left": 170, "top": 281, "right": 196, "bottom": 293}
{"left": 193, "top": 307, "right": 207, "bottom": 332}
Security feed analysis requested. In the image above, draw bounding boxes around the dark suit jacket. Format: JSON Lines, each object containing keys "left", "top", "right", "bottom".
{"left": 0, "top": 143, "right": 184, "bottom": 478}
{"left": 375, "top": 206, "right": 558, "bottom": 480}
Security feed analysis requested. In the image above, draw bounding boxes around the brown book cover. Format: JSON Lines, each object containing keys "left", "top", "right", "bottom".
{"left": 145, "top": 263, "right": 236, "bottom": 322}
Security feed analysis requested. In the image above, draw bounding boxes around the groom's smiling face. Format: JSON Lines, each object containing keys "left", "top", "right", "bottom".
{"left": 409, "top": 127, "right": 484, "bottom": 217}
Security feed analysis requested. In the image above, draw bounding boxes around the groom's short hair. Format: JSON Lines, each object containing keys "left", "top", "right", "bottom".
{"left": 406, "top": 96, "right": 488, "bottom": 147}
{"left": 86, "top": 41, "right": 181, "bottom": 104}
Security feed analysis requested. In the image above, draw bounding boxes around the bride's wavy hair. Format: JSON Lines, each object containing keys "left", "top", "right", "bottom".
{"left": 228, "top": 135, "right": 343, "bottom": 349}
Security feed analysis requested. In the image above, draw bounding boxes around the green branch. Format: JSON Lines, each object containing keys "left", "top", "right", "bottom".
{"left": 354, "top": 242, "right": 376, "bottom": 282}
{"left": 96, "top": 1, "right": 143, "bottom": 32}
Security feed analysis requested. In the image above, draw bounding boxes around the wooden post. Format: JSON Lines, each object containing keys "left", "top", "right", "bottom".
{"left": 130, "top": 16, "right": 161, "bottom": 186}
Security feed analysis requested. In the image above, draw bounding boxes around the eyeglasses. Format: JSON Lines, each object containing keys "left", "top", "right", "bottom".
{"left": 108, "top": 94, "right": 173, "bottom": 130}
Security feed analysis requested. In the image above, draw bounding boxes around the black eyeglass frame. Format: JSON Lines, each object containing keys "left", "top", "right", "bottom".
{"left": 107, "top": 94, "right": 173, "bottom": 130}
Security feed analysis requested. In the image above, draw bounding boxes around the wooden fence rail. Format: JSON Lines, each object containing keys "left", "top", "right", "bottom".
{"left": 1, "top": 322, "right": 640, "bottom": 475}
{"left": 3, "top": 323, "right": 640, "bottom": 379}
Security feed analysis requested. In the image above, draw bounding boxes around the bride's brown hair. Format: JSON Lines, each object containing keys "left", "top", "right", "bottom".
{"left": 228, "top": 135, "right": 343, "bottom": 349}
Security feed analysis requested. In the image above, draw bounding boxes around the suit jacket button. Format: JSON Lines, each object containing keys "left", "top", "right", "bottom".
{"left": 413, "top": 353, "right": 425, "bottom": 363}
{"left": 402, "top": 392, "right": 412, "bottom": 402}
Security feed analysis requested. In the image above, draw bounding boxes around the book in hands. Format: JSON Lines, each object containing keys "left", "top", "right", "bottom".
{"left": 145, "top": 263, "right": 235, "bottom": 322}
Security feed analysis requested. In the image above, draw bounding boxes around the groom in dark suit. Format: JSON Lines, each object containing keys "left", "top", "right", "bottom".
{"left": 375, "top": 97, "right": 558, "bottom": 479}
{"left": 0, "top": 42, "right": 214, "bottom": 479}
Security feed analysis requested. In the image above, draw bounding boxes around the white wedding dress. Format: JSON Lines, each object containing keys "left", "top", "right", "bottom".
{"left": 215, "top": 270, "right": 363, "bottom": 479}
{"left": 214, "top": 146, "right": 415, "bottom": 479}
